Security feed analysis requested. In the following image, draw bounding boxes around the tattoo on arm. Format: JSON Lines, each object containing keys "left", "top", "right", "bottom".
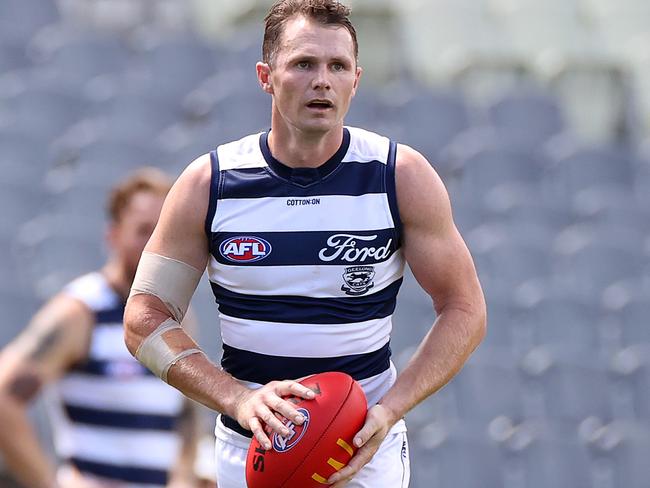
{"left": 8, "top": 373, "right": 43, "bottom": 403}
{"left": 28, "top": 328, "right": 63, "bottom": 361}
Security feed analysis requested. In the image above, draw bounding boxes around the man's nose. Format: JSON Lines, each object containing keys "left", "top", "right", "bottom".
{"left": 311, "top": 66, "right": 331, "bottom": 90}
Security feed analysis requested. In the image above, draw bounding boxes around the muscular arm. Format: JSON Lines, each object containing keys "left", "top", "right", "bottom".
{"left": 165, "top": 310, "right": 203, "bottom": 487}
{"left": 0, "top": 295, "right": 93, "bottom": 488}
{"left": 378, "top": 144, "right": 486, "bottom": 419}
{"left": 329, "top": 144, "right": 486, "bottom": 486}
{"left": 124, "top": 155, "right": 314, "bottom": 450}
{"left": 124, "top": 155, "right": 237, "bottom": 413}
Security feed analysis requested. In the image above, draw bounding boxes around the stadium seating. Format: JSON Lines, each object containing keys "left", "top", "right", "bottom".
{"left": 0, "top": 2, "right": 648, "bottom": 487}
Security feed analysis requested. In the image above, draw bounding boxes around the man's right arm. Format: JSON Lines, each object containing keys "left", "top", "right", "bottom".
{"left": 0, "top": 294, "right": 93, "bottom": 488}
{"left": 124, "top": 155, "right": 314, "bottom": 450}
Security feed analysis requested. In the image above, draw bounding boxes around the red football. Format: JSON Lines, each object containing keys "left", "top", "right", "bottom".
{"left": 245, "top": 371, "right": 368, "bottom": 488}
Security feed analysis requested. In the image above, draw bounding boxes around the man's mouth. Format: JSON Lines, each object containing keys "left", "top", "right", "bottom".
{"left": 306, "top": 100, "right": 334, "bottom": 110}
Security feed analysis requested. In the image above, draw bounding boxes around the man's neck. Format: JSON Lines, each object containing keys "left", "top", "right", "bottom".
{"left": 102, "top": 260, "right": 133, "bottom": 301}
{"left": 268, "top": 118, "right": 344, "bottom": 168}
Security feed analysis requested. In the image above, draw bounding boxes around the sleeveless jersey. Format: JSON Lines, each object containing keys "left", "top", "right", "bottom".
{"left": 205, "top": 126, "right": 405, "bottom": 407}
{"left": 47, "top": 272, "right": 185, "bottom": 487}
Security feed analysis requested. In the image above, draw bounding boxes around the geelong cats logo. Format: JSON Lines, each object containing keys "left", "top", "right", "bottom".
{"left": 341, "top": 266, "right": 376, "bottom": 296}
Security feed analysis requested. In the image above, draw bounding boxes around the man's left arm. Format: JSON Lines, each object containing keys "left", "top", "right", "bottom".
{"left": 166, "top": 309, "right": 203, "bottom": 488}
{"left": 328, "top": 144, "right": 487, "bottom": 486}
{"left": 166, "top": 398, "right": 201, "bottom": 488}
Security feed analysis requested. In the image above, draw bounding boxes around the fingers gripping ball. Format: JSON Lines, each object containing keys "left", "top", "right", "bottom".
{"left": 246, "top": 372, "right": 368, "bottom": 488}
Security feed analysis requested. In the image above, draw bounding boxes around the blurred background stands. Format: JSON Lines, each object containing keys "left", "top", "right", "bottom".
{"left": 0, "top": 1, "right": 649, "bottom": 487}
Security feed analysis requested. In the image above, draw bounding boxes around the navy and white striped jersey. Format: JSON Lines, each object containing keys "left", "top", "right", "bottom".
{"left": 206, "top": 127, "right": 405, "bottom": 407}
{"left": 47, "top": 272, "right": 185, "bottom": 488}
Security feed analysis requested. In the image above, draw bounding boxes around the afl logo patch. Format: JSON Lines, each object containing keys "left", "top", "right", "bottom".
{"left": 219, "top": 236, "right": 272, "bottom": 263}
{"left": 272, "top": 408, "right": 310, "bottom": 453}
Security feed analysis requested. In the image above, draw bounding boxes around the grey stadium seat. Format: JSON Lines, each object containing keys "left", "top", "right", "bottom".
{"left": 521, "top": 296, "right": 602, "bottom": 351}
{"left": 522, "top": 435, "right": 595, "bottom": 488}
{"left": 0, "top": 184, "right": 47, "bottom": 236}
{"left": 30, "top": 29, "right": 131, "bottom": 85}
{"left": 61, "top": 139, "right": 171, "bottom": 187}
{"left": 0, "top": 43, "right": 29, "bottom": 76}
{"left": 391, "top": 90, "right": 471, "bottom": 164}
{"left": 0, "top": 88, "right": 89, "bottom": 142}
{"left": 555, "top": 244, "right": 642, "bottom": 298}
{"left": 451, "top": 146, "right": 548, "bottom": 206}
{"left": 486, "top": 89, "right": 566, "bottom": 148}
{"left": 0, "top": 0, "right": 60, "bottom": 43}
{"left": 545, "top": 140, "right": 636, "bottom": 202}
{"left": 0, "top": 133, "right": 52, "bottom": 185}
{"left": 132, "top": 36, "right": 219, "bottom": 98}
{"left": 87, "top": 92, "right": 183, "bottom": 143}
{"left": 411, "top": 422, "right": 505, "bottom": 488}
{"left": 451, "top": 351, "right": 529, "bottom": 422}
{"left": 523, "top": 347, "right": 615, "bottom": 424}
{"left": 0, "top": 291, "right": 39, "bottom": 347}
{"left": 619, "top": 299, "right": 650, "bottom": 346}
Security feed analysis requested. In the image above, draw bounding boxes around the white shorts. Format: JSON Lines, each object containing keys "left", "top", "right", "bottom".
{"left": 214, "top": 415, "right": 410, "bottom": 488}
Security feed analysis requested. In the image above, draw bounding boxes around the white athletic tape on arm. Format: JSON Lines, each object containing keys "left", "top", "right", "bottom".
{"left": 129, "top": 252, "right": 202, "bottom": 323}
{"left": 135, "top": 318, "right": 204, "bottom": 382}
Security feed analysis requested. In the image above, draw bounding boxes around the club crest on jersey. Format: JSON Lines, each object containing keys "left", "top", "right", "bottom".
{"left": 341, "top": 266, "right": 375, "bottom": 296}
{"left": 219, "top": 236, "right": 272, "bottom": 263}
{"left": 272, "top": 408, "right": 310, "bottom": 453}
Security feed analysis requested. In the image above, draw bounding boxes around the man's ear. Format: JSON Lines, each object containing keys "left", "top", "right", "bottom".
{"left": 256, "top": 62, "right": 273, "bottom": 94}
{"left": 351, "top": 65, "right": 363, "bottom": 97}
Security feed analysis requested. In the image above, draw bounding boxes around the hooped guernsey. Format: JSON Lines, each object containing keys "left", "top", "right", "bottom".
{"left": 48, "top": 272, "right": 185, "bottom": 487}
{"left": 206, "top": 126, "right": 406, "bottom": 436}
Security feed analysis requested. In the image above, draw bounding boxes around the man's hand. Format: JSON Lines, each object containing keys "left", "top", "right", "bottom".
{"left": 234, "top": 380, "right": 316, "bottom": 450}
{"left": 327, "top": 404, "right": 398, "bottom": 487}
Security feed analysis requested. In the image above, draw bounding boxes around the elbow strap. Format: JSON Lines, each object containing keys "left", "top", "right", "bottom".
{"left": 135, "top": 318, "right": 204, "bottom": 382}
{"left": 129, "top": 252, "right": 202, "bottom": 323}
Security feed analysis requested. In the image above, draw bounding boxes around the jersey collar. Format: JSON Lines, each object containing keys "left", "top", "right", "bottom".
{"left": 259, "top": 128, "right": 351, "bottom": 187}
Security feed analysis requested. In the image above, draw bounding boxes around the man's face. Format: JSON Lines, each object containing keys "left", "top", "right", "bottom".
{"left": 260, "top": 15, "right": 362, "bottom": 135}
{"left": 108, "top": 191, "right": 165, "bottom": 282}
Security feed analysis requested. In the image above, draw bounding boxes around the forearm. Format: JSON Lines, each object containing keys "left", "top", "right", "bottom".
{"left": 124, "top": 296, "right": 248, "bottom": 418}
{"left": 379, "top": 304, "right": 486, "bottom": 421}
{"left": 0, "top": 397, "right": 57, "bottom": 488}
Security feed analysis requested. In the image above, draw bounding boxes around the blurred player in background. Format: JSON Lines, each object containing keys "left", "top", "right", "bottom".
{"left": 0, "top": 168, "right": 205, "bottom": 488}
{"left": 124, "top": 1, "right": 486, "bottom": 487}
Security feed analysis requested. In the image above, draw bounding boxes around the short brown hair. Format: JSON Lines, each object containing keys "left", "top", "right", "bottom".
{"left": 263, "top": 0, "right": 358, "bottom": 65}
{"left": 107, "top": 167, "right": 172, "bottom": 222}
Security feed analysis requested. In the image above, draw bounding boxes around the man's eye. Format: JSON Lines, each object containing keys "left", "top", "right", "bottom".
{"left": 297, "top": 61, "right": 310, "bottom": 69}
{"left": 332, "top": 63, "right": 344, "bottom": 71}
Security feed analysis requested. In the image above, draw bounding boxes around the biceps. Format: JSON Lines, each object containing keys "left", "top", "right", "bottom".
{"left": 403, "top": 224, "right": 480, "bottom": 309}
{"left": 0, "top": 299, "right": 92, "bottom": 392}
{"left": 145, "top": 172, "right": 210, "bottom": 271}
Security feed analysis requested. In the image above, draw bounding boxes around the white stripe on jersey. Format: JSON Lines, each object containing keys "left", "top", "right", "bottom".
{"left": 65, "top": 272, "right": 119, "bottom": 311}
{"left": 211, "top": 193, "right": 395, "bottom": 233}
{"left": 88, "top": 324, "right": 138, "bottom": 360}
{"left": 56, "top": 424, "right": 181, "bottom": 470}
{"left": 208, "top": 249, "right": 404, "bottom": 297}
{"left": 217, "top": 132, "right": 266, "bottom": 170}
{"left": 220, "top": 313, "right": 391, "bottom": 357}
{"left": 215, "top": 127, "right": 392, "bottom": 170}
{"left": 344, "top": 127, "right": 391, "bottom": 164}
{"left": 58, "top": 375, "right": 184, "bottom": 415}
